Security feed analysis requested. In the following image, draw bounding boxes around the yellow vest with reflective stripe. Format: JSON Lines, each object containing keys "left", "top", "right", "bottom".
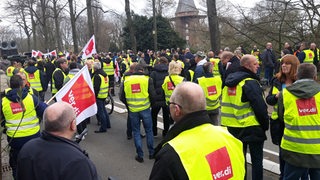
{"left": 103, "top": 61, "right": 115, "bottom": 75}
{"left": 271, "top": 86, "right": 280, "bottom": 120}
{"left": 6, "top": 66, "right": 15, "bottom": 77}
{"left": 93, "top": 74, "right": 109, "bottom": 99}
{"left": 124, "top": 75, "right": 150, "bottom": 112}
{"left": 26, "top": 70, "right": 42, "bottom": 91}
{"left": 221, "top": 78, "right": 260, "bottom": 127}
{"left": 168, "top": 124, "right": 245, "bottom": 180}
{"left": 188, "top": 70, "right": 194, "bottom": 82}
{"left": 2, "top": 94, "right": 40, "bottom": 138}
{"left": 52, "top": 68, "right": 68, "bottom": 94}
{"left": 303, "top": 49, "right": 315, "bottom": 63}
{"left": 162, "top": 75, "right": 184, "bottom": 103}
{"left": 198, "top": 76, "right": 222, "bottom": 111}
{"left": 281, "top": 89, "right": 320, "bottom": 155}
{"left": 209, "top": 58, "right": 221, "bottom": 77}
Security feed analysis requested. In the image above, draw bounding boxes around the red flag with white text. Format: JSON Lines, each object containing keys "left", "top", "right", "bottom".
{"left": 49, "top": 50, "right": 57, "bottom": 57}
{"left": 114, "top": 60, "right": 120, "bottom": 82}
{"left": 32, "top": 50, "right": 38, "bottom": 57}
{"left": 81, "top": 35, "right": 97, "bottom": 59}
{"left": 55, "top": 65, "right": 97, "bottom": 125}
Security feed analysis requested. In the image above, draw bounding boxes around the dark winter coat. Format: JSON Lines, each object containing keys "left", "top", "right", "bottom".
{"left": 224, "top": 67, "right": 269, "bottom": 142}
{"left": 150, "top": 64, "right": 168, "bottom": 107}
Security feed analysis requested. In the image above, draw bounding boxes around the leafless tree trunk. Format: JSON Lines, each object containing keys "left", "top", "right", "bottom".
{"left": 207, "top": 0, "right": 220, "bottom": 52}
{"left": 125, "top": 0, "right": 136, "bottom": 52}
{"left": 39, "top": 0, "right": 49, "bottom": 51}
{"left": 68, "top": 0, "right": 79, "bottom": 53}
{"left": 86, "top": 0, "right": 94, "bottom": 38}
{"left": 51, "top": 0, "right": 64, "bottom": 51}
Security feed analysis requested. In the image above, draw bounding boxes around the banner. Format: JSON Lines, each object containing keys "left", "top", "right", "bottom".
{"left": 81, "top": 35, "right": 96, "bottom": 59}
{"left": 55, "top": 65, "right": 97, "bottom": 125}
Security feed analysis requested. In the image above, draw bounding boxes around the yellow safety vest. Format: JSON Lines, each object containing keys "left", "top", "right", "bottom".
{"left": 93, "top": 74, "right": 109, "bottom": 99}
{"left": 6, "top": 66, "right": 15, "bottom": 77}
{"left": 2, "top": 94, "right": 40, "bottom": 138}
{"left": 124, "top": 75, "right": 150, "bottom": 112}
{"left": 177, "top": 60, "right": 185, "bottom": 69}
{"left": 221, "top": 78, "right": 260, "bottom": 127}
{"left": 188, "top": 70, "right": 194, "bottom": 82}
{"left": 162, "top": 75, "right": 184, "bottom": 103}
{"left": 52, "top": 68, "right": 68, "bottom": 94}
{"left": 168, "top": 124, "right": 245, "bottom": 180}
{"left": 198, "top": 76, "right": 222, "bottom": 111}
{"left": 281, "top": 89, "right": 320, "bottom": 155}
{"left": 26, "top": 70, "right": 42, "bottom": 91}
{"left": 103, "top": 61, "right": 115, "bottom": 75}
{"left": 271, "top": 86, "right": 280, "bottom": 120}
{"left": 303, "top": 49, "right": 315, "bottom": 63}
{"left": 209, "top": 58, "right": 221, "bottom": 77}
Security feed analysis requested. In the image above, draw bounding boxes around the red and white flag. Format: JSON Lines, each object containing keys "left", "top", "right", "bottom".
{"left": 37, "top": 51, "right": 43, "bottom": 58}
{"left": 114, "top": 60, "right": 120, "bottom": 82}
{"left": 81, "top": 35, "right": 97, "bottom": 59}
{"left": 55, "top": 65, "right": 97, "bottom": 125}
{"left": 49, "top": 50, "right": 57, "bottom": 57}
{"left": 31, "top": 50, "right": 38, "bottom": 57}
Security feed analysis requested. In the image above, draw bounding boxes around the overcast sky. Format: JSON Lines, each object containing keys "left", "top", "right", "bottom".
{"left": 0, "top": 0, "right": 254, "bottom": 26}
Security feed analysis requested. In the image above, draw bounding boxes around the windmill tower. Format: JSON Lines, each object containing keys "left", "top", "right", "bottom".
{"left": 174, "top": 0, "right": 206, "bottom": 48}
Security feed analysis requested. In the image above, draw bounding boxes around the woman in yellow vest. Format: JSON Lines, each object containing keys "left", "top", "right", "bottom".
{"left": 196, "top": 62, "right": 222, "bottom": 125}
{"left": 162, "top": 61, "right": 184, "bottom": 136}
{"left": 266, "top": 54, "right": 299, "bottom": 179}
{"left": 1, "top": 75, "right": 47, "bottom": 179}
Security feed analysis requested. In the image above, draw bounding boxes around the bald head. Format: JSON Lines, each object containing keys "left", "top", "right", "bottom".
{"left": 44, "top": 102, "right": 76, "bottom": 133}
{"left": 171, "top": 82, "right": 206, "bottom": 115}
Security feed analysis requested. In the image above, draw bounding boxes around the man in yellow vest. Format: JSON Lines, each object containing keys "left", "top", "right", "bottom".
{"left": 310, "top": 42, "right": 320, "bottom": 69}
{"left": 120, "top": 64, "right": 156, "bottom": 163}
{"left": 92, "top": 62, "right": 110, "bottom": 133}
{"left": 196, "top": 62, "right": 222, "bottom": 125}
{"left": 150, "top": 82, "right": 245, "bottom": 179}
{"left": 1, "top": 75, "right": 47, "bottom": 179}
{"left": 51, "top": 58, "right": 69, "bottom": 98}
{"left": 102, "top": 56, "right": 116, "bottom": 96}
{"left": 221, "top": 55, "right": 269, "bottom": 180}
{"left": 298, "top": 42, "right": 315, "bottom": 64}
{"left": 24, "top": 60, "right": 47, "bottom": 101}
{"left": 278, "top": 63, "right": 320, "bottom": 179}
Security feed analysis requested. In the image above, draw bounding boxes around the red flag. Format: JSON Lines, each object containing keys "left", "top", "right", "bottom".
{"left": 50, "top": 50, "right": 57, "bottom": 57}
{"left": 55, "top": 65, "right": 97, "bottom": 125}
{"left": 114, "top": 60, "right": 120, "bottom": 82}
{"left": 32, "top": 50, "right": 38, "bottom": 57}
{"left": 37, "top": 51, "right": 43, "bottom": 57}
{"left": 81, "top": 35, "right": 97, "bottom": 59}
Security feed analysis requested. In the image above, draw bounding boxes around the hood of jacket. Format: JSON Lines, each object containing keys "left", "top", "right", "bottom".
{"left": 286, "top": 79, "right": 320, "bottom": 98}
{"left": 24, "top": 66, "right": 38, "bottom": 74}
{"left": 5, "top": 87, "right": 29, "bottom": 102}
{"left": 225, "top": 67, "right": 259, "bottom": 87}
{"left": 153, "top": 64, "right": 168, "bottom": 72}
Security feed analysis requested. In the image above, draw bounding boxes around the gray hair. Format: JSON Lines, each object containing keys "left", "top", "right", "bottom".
{"left": 297, "top": 63, "right": 317, "bottom": 80}
{"left": 93, "top": 61, "right": 101, "bottom": 70}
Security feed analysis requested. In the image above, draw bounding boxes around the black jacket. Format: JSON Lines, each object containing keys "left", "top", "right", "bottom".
{"left": 224, "top": 67, "right": 269, "bottom": 142}
{"left": 150, "top": 110, "right": 212, "bottom": 180}
{"left": 266, "top": 77, "right": 284, "bottom": 145}
{"left": 17, "top": 131, "right": 100, "bottom": 180}
{"left": 150, "top": 64, "right": 168, "bottom": 107}
{"left": 92, "top": 69, "right": 108, "bottom": 100}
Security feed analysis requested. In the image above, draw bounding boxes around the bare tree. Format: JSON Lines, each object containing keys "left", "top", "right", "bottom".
{"left": 207, "top": 0, "right": 220, "bottom": 52}
{"left": 86, "top": 0, "right": 94, "bottom": 38}
{"left": 49, "top": 0, "right": 66, "bottom": 51}
{"left": 125, "top": 0, "right": 136, "bottom": 52}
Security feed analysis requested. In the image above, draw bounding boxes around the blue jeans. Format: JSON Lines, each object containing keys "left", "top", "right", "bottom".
{"left": 96, "top": 99, "right": 111, "bottom": 131}
{"left": 129, "top": 108, "right": 154, "bottom": 158}
{"left": 264, "top": 66, "right": 274, "bottom": 84}
{"left": 243, "top": 141, "right": 264, "bottom": 180}
{"left": 284, "top": 162, "right": 320, "bottom": 180}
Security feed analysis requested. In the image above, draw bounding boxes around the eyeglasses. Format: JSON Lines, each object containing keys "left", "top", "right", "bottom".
{"left": 167, "top": 101, "right": 182, "bottom": 108}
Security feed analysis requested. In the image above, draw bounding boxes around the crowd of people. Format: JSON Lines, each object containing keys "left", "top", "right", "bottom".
{"left": 0, "top": 41, "right": 319, "bottom": 179}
